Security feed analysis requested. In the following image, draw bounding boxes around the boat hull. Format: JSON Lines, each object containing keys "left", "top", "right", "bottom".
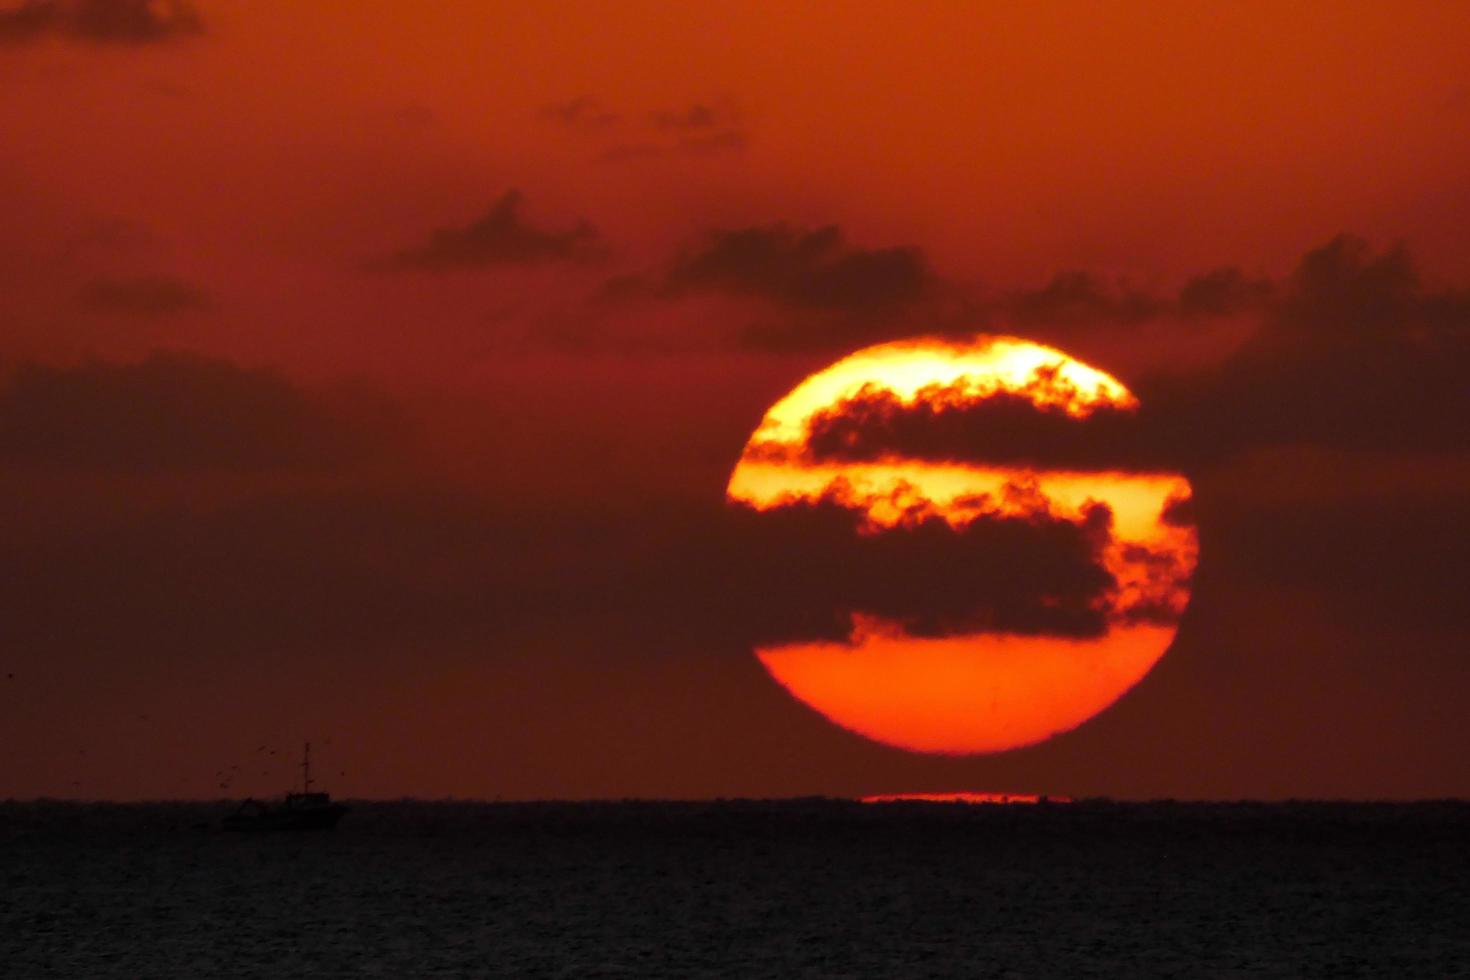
{"left": 222, "top": 803, "right": 348, "bottom": 832}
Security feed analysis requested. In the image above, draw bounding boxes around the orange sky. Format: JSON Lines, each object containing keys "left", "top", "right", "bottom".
{"left": 5, "top": 2, "right": 1470, "bottom": 370}
{"left": 2, "top": 1, "right": 1470, "bottom": 801}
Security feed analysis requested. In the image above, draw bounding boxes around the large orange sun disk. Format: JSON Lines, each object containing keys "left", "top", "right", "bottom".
{"left": 727, "top": 335, "right": 1196, "bottom": 755}
{"left": 759, "top": 619, "right": 1177, "bottom": 754}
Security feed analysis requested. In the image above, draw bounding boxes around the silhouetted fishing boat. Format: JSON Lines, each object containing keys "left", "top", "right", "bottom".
{"left": 222, "top": 742, "right": 348, "bottom": 832}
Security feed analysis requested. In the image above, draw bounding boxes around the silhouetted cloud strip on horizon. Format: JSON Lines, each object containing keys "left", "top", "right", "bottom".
{"left": 0, "top": 479, "right": 1122, "bottom": 658}
{"left": 0, "top": 0, "right": 203, "bottom": 45}
{"left": 2, "top": 237, "right": 1464, "bottom": 676}
{"left": 0, "top": 351, "right": 408, "bottom": 471}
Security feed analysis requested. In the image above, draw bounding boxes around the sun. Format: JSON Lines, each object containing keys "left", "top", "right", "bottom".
{"left": 726, "top": 335, "right": 1197, "bottom": 754}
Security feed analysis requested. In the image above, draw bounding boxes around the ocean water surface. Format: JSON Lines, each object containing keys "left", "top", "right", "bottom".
{"left": 3, "top": 799, "right": 1466, "bottom": 977}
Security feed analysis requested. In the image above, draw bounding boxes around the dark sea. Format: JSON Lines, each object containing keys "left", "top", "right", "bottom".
{"left": 3, "top": 799, "right": 1467, "bottom": 978}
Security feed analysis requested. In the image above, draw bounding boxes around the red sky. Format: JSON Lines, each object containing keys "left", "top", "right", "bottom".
{"left": 3, "top": 0, "right": 1470, "bottom": 800}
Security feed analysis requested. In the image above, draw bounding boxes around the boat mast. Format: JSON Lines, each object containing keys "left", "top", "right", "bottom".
{"left": 302, "top": 741, "right": 312, "bottom": 794}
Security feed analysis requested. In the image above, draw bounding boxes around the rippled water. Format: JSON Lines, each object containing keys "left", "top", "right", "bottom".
{"left": 3, "top": 800, "right": 1466, "bottom": 977}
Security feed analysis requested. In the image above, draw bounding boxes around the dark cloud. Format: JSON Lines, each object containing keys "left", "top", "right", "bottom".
{"left": 1005, "top": 272, "right": 1164, "bottom": 326}
{"left": 0, "top": 351, "right": 408, "bottom": 471}
{"left": 651, "top": 102, "right": 738, "bottom": 132}
{"left": 776, "top": 236, "right": 1470, "bottom": 473}
{"left": 1280, "top": 234, "right": 1423, "bottom": 334}
{"left": 713, "top": 495, "right": 1117, "bottom": 646}
{"left": 1177, "top": 267, "right": 1275, "bottom": 317}
{"left": 1160, "top": 493, "right": 1196, "bottom": 528}
{"left": 604, "top": 227, "right": 1275, "bottom": 355}
{"left": 1000, "top": 266, "right": 1277, "bottom": 326}
{"left": 1135, "top": 236, "right": 1470, "bottom": 465}
{"left": 1114, "top": 542, "right": 1194, "bottom": 626}
{"left": 0, "top": 0, "right": 202, "bottom": 45}
{"left": 667, "top": 224, "right": 931, "bottom": 315}
{"left": 542, "top": 96, "right": 745, "bottom": 163}
{"left": 539, "top": 96, "right": 618, "bottom": 128}
{"left": 78, "top": 274, "right": 210, "bottom": 315}
{"left": 718, "top": 257, "right": 1273, "bottom": 353}
{"left": 380, "top": 190, "right": 602, "bottom": 272}
{"left": 798, "top": 383, "right": 1162, "bottom": 472}
{"left": 618, "top": 98, "right": 746, "bottom": 158}
{"left": 580, "top": 220, "right": 949, "bottom": 354}
{"left": 648, "top": 100, "right": 745, "bottom": 151}
{"left": 3, "top": 489, "right": 509, "bottom": 655}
